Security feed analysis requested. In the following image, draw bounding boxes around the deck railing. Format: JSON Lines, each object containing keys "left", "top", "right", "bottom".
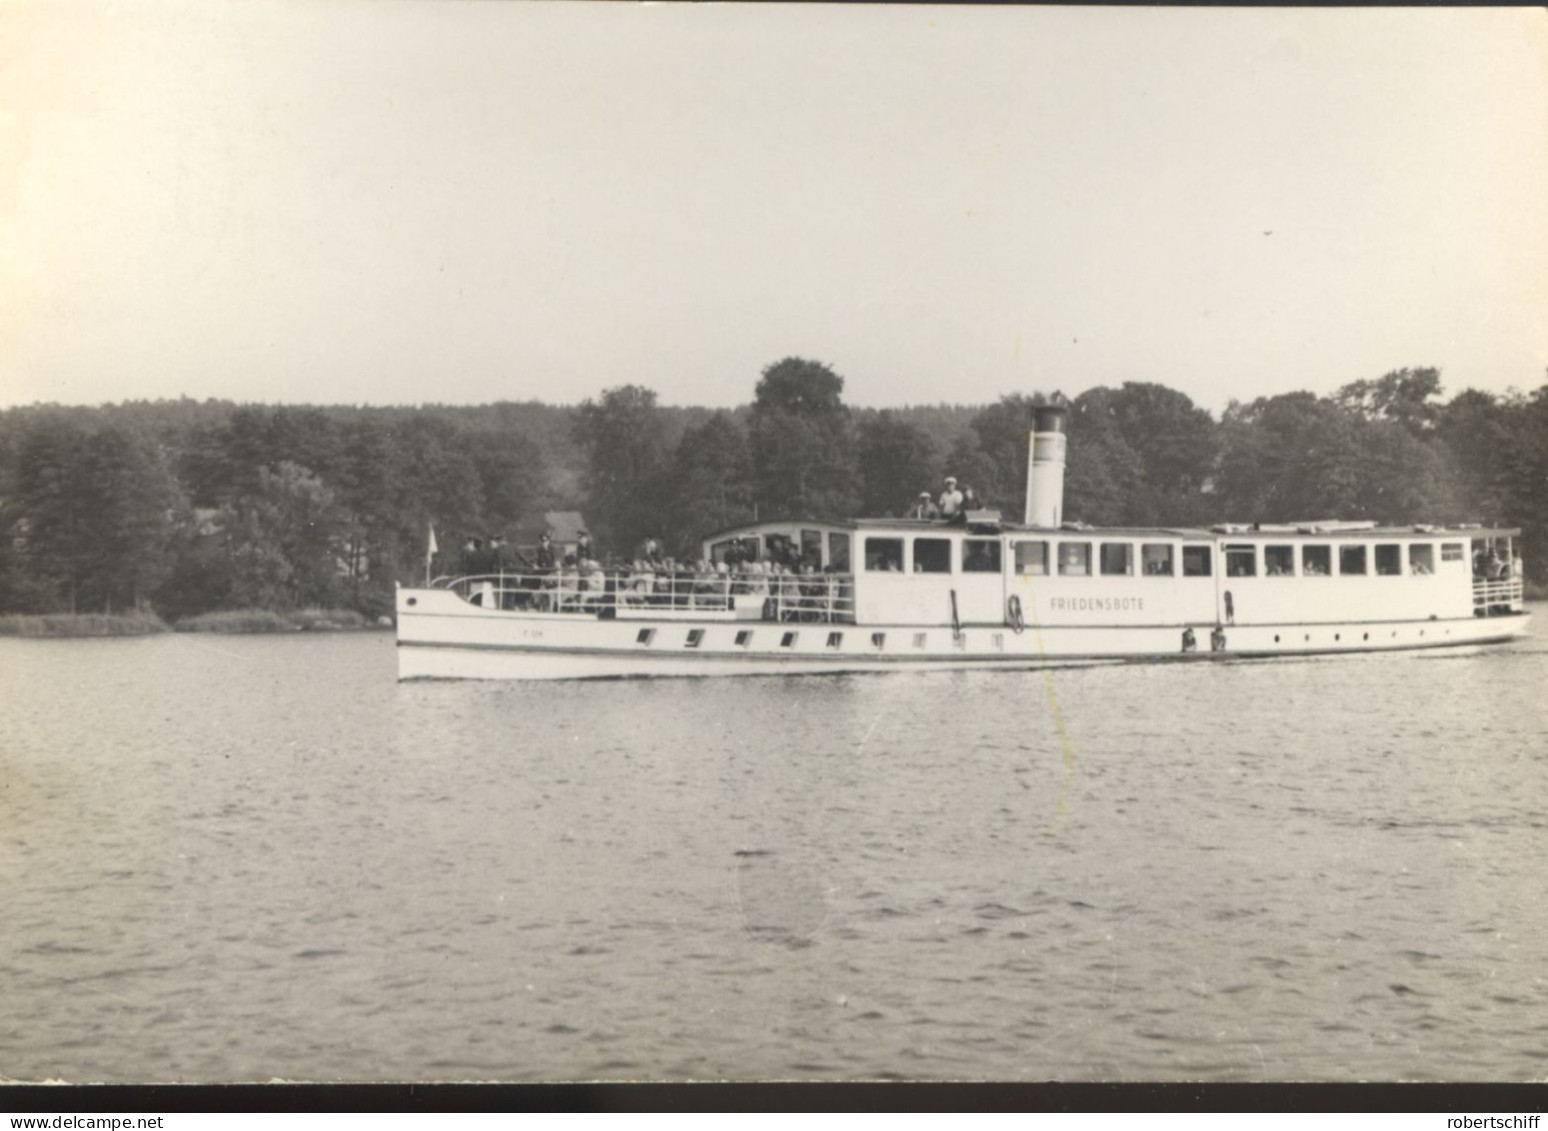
{"left": 434, "top": 569, "right": 856, "bottom": 624}
{"left": 1473, "top": 577, "right": 1524, "bottom": 615}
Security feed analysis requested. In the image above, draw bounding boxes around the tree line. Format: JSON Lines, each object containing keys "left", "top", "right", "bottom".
{"left": 1, "top": 360, "right": 1543, "bottom": 619}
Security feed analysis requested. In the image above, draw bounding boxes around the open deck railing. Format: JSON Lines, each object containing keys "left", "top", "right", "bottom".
{"left": 433, "top": 569, "right": 857, "bottom": 624}
{"left": 1473, "top": 577, "right": 1524, "bottom": 615}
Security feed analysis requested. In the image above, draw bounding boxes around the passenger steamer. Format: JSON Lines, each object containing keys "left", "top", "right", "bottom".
{"left": 395, "top": 407, "right": 1530, "bottom": 681}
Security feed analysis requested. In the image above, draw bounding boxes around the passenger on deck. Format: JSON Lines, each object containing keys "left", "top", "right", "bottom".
{"left": 1488, "top": 551, "right": 1507, "bottom": 580}
{"left": 556, "top": 555, "right": 581, "bottom": 610}
{"left": 535, "top": 532, "right": 556, "bottom": 571}
{"left": 460, "top": 538, "right": 479, "bottom": 575}
{"left": 1512, "top": 552, "right": 1524, "bottom": 580}
{"left": 905, "top": 492, "right": 939, "bottom": 520}
{"left": 938, "top": 476, "right": 964, "bottom": 519}
{"left": 576, "top": 531, "right": 593, "bottom": 563}
{"left": 582, "top": 560, "right": 609, "bottom": 607}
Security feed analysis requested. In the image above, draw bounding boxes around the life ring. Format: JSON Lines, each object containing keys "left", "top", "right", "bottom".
{"left": 1006, "top": 594, "right": 1026, "bottom": 632}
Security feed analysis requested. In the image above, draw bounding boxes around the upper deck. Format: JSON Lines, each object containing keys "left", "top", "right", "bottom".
{"left": 699, "top": 516, "right": 1524, "bottom": 628}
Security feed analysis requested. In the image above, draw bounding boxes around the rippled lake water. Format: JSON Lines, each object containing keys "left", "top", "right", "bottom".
{"left": 2, "top": 611, "right": 1546, "bottom": 1083}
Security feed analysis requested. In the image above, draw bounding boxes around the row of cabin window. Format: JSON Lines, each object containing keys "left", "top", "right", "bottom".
{"left": 862, "top": 537, "right": 1466, "bottom": 578}
{"left": 1222, "top": 541, "right": 1460, "bottom": 578}
{"left": 863, "top": 537, "right": 1212, "bottom": 577}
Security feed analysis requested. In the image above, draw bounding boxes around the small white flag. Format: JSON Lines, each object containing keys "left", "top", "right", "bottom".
{"left": 427, "top": 525, "right": 439, "bottom": 556}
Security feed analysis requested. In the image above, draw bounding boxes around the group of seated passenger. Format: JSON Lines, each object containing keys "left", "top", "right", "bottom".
{"left": 612, "top": 557, "right": 850, "bottom": 621}
{"left": 1473, "top": 549, "right": 1521, "bottom": 581}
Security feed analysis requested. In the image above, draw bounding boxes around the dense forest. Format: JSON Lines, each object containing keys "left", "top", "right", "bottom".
{"left": 1, "top": 359, "right": 1544, "bottom": 620}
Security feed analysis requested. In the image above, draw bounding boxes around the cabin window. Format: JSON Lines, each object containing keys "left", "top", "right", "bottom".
{"left": 636, "top": 628, "right": 656, "bottom": 646}
{"left": 864, "top": 538, "right": 903, "bottom": 572}
{"left": 1058, "top": 542, "right": 1092, "bottom": 576}
{"left": 913, "top": 538, "right": 952, "bottom": 574}
{"left": 1264, "top": 545, "right": 1295, "bottom": 576}
{"left": 1182, "top": 546, "right": 1212, "bottom": 577}
{"left": 870, "top": 632, "right": 886, "bottom": 649}
{"left": 1302, "top": 545, "right": 1331, "bottom": 576}
{"left": 1441, "top": 542, "right": 1464, "bottom": 562}
{"left": 685, "top": 629, "right": 705, "bottom": 648}
{"left": 1225, "top": 544, "right": 1257, "bottom": 578}
{"left": 1374, "top": 544, "right": 1402, "bottom": 576}
{"left": 963, "top": 539, "right": 1002, "bottom": 573}
{"left": 828, "top": 532, "right": 851, "bottom": 572}
{"left": 826, "top": 631, "right": 843, "bottom": 649}
{"left": 1141, "top": 544, "right": 1173, "bottom": 576}
{"left": 735, "top": 630, "right": 753, "bottom": 647}
{"left": 1099, "top": 543, "right": 1134, "bottom": 576}
{"left": 1339, "top": 545, "right": 1367, "bottom": 575}
{"left": 1014, "top": 541, "right": 1049, "bottom": 576}
{"left": 780, "top": 631, "right": 797, "bottom": 648}
{"left": 801, "top": 529, "right": 823, "bottom": 569}
{"left": 1409, "top": 544, "right": 1435, "bottom": 575}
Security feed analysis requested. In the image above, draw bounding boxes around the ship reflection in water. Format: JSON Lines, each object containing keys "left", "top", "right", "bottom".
{"left": 2, "top": 624, "right": 1546, "bottom": 1082}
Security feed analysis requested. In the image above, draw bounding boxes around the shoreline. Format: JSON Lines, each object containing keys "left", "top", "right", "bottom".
{"left": 0, "top": 608, "right": 393, "bottom": 638}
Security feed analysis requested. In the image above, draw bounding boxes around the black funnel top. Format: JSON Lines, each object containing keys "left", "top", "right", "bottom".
{"left": 1032, "top": 405, "right": 1068, "bottom": 434}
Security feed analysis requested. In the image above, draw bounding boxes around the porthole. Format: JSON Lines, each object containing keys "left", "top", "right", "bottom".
{"left": 826, "top": 632, "right": 843, "bottom": 649}
{"left": 636, "top": 628, "right": 655, "bottom": 646}
{"left": 912, "top": 633, "right": 927, "bottom": 649}
{"left": 735, "top": 630, "right": 752, "bottom": 647}
{"left": 1363, "top": 632, "right": 1369, "bottom": 641}
{"left": 1304, "top": 634, "right": 1310, "bottom": 643}
{"left": 871, "top": 632, "right": 886, "bottom": 649}
{"left": 781, "top": 631, "right": 797, "bottom": 648}
{"left": 1274, "top": 634, "right": 1280, "bottom": 643}
{"left": 685, "top": 629, "right": 704, "bottom": 648}
{"left": 1335, "top": 633, "right": 1340, "bottom": 642}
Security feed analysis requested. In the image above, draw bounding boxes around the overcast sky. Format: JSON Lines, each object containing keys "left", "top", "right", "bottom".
{"left": 4, "top": 2, "right": 1545, "bottom": 415}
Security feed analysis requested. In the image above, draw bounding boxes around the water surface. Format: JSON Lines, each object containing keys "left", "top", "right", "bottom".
{"left": 2, "top": 614, "right": 1545, "bottom": 1082}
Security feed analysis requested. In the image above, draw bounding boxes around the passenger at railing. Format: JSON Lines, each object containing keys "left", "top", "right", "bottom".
{"left": 796, "top": 562, "right": 824, "bottom": 621}
{"left": 951, "top": 486, "right": 980, "bottom": 525}
{"left": 1411, "top": 561, "right": 1431, "bottom": 576}
{"left": 904, "top": 492, "right": 940, "bottom": 520}
{"left": 576, "top": 531, "right": 593, "bottom": 563}
{"left": 623, "top": 559, "right": 653, "bottom": 607}
{"left": 581, "top": 560, "right": 609, "bottom": 608}
{"left": 1512, "top": 552, "right": 1523, "bottom": 580}
{"left": 650, "top": 560, "right": 673, "bottom": 607}
{"left": 536, "top": 532, "right": 556, "bottom": 571}
{"left": 939, "top": 476, "right": 964, "bottom": 519}
{"left": 636, "top": 535, "right": 663, "bottom": 565}
{"left": 555, "top": 555, "right": 581, "bottom": 611}
{"left": 744, "top": 561, "right": 770, "bottom": 601}
{"left": 1487, "top": 551, "right": 1507, "bottom": 580}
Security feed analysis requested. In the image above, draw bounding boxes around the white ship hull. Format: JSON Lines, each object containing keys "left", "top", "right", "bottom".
{"left": 394, "top": 586, "right": 1530, "bottom": 681}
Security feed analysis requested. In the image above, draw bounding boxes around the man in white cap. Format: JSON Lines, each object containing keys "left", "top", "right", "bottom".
{"left": 904, "top": 491, "right": 939, "bottom": 520}
{"left": 938, "top": 476, "right": 964, "bottom": 518}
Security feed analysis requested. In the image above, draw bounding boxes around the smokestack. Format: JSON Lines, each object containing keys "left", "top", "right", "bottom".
{"left": 1023, "top": 405, "right": 1067, "bottom": 527}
